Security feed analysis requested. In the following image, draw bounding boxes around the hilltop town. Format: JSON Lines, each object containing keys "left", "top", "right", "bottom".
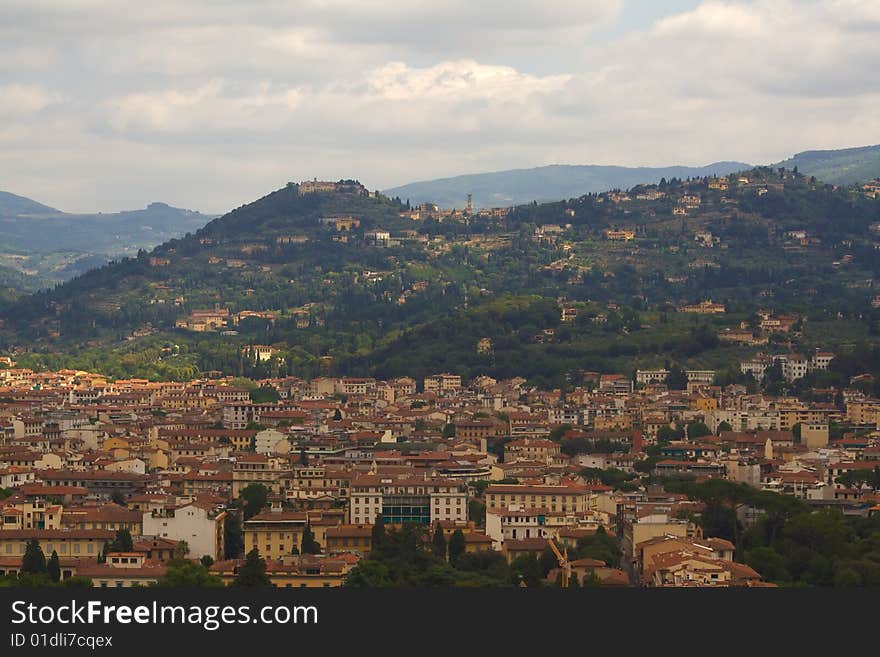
{"left": 3, "top": 168, "right": 880, "bottom": 394}
{"left": 2, "top": 355, "right": 880, "bottom": 589}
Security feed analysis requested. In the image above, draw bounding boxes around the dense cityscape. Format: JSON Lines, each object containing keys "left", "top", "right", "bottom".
{"left": 4, "top": 0, "right": 880, "bottom": 614}
{"left": 3, "top": 346, "right": 880, "bottom": 588}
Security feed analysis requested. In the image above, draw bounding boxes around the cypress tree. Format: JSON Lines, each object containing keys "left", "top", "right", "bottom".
{"left": 448, "top": 529, "right": 466, "bottom": 566}
{"left": 234, "top": 548, "right": 271, "bottom": 587}
{"left": 21, "top": 539, "right": 47, "bottom": 574}
{"left": 47, "top": 550, "right": 61, "bottom": 583}
{"left": 432, "top": 524, "right": 447, "bottom": 560}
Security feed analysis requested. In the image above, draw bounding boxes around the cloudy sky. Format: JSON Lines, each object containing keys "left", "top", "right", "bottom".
{"left": 2, "top": 0, "right": 879, "bottom": 213}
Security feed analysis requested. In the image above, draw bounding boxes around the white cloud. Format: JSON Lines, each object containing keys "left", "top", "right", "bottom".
{"left": 1, "top": 0, "right": 879, "bottom": 213}
{"left": 0, "top": 84, "right": 63, "bottom": 116}
{"left": 106, "top": 80, "right": 304, "bottom": 135}
{"left": 362, "top": 60, "right": 570, "bottom": 102}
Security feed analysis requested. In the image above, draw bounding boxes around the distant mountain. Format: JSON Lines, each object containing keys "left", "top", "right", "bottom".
{"left": 383, "top": 162, "right": 751, "bottom": 209}
{"left": 0, "top": 191, "right": 60, "bottom": 215}
{"left": 0, "top": 201, "right": 213, "bottom": 254}
{"left": 0, "top": 196, "right": 214, "bottom": 284}
{"left": 772, "top": 144, "right": 880, "bottom": 186}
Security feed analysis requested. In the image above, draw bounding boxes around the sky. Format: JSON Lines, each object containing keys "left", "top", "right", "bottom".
{"left": 1, "top": 0, "right": 879, "bottom": 214}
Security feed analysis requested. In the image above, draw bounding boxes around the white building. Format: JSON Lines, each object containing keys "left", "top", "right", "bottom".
{"left": 636, "top": 369, "right": 669, "bottom": 385}
{"left": 254, "top": 428, "right": 289, "bottom": 455}
{"left": 348, "top": 476, "right": 468, "bottom": 525}
{"left": 141, "top": 502, "right": 226, "bottom": 561}
{"left": 485, "top": 505, "right": 549, "bottom": 548}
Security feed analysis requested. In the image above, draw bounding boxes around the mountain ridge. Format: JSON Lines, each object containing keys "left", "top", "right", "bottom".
{"left": 383, "top": 144, "right": 880, "bottom": 208}
{"left": 383, "top": 161, "right": 752, "bottom": 209}
{"left": 0, "top": 190, "right": 60, "bottom": 216}
{"left": 0, "top": 195, "right": 215, "bottom": 285}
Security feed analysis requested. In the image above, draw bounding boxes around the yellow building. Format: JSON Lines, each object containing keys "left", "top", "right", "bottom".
{"left": 593, "top": 414, "right": 633, "bottom": 431}
{"left": 210, "top": 554, "right": 357, "bottom": 588}
{"left": 695, "top": 397, "right": 718, "bottom": 411}
{"left": 323, "top": 525, "right": 372, "bottom": 554}
{"left": 0, "top": 499, "right": 63, "bottom": 531}
{"left": 243, "top": 509, "right": 310, "bottom": 560}
{"left": 0, "top": 529, "right": 114, "bottom": 559}
{"left": 485, "top": 484, "right": 594, "bottom": 514}
{"left": 61, "top": 504, "right": 143, "bottom": 535}
{"left": 77, "top": 553, "right": 167, "bottom": 587}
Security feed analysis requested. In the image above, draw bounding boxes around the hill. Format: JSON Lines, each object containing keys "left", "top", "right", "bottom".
{"left": 0, "top": 263, "right": 51, "bottom": 307}
{"left": 0, "top": 191, "right": 59, "bottom": 215}
{"left": 383, "top": 162, "right": 751, "bottom": 209}
{"left": 0, "top": 198, "right": 214, "bottom": 284}
{"left": 3, "top": 170, "right": 880, "bottom": 386}
{"left": 773, "top": 144, "right": 880, "bottom": 186}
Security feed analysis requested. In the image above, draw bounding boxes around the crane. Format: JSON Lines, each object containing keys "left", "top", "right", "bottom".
{"left": 547, "top": 537, "right": 571, "bottom": 588}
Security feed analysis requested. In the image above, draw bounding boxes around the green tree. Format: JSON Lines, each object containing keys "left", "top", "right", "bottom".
{"left": 371, "top": 515, "right": 386, "bottom": 554}
{"left": 432, "top": 524, "right": 447, "bottom": 560}
{"left": 540, "top": 546, "right": 558, "bottom": 578}
{"left": 250, "top": 386, "right": 280, "bottom": 403}
{"left": 744, "top": 546, "right": 790, "bottom": 583}
{"left": 343, "top": 560, "right": 393, "bottom": 587}
{"left": 686, "top": 421, "right": 712, "bottom": 439}
{"left": 173, "top": 541, "right": 190, "bottom": 561}
{"left": 224, "top": 507, "right": 244, "bottom": 558}
{"left": 665, "top": 366, "right": 688, "bottom": 391}
{"left": 468, "top": 499, "right": 486, "bottom": 527}
{"left": 240, "top": 483, "right": 269, "bottom": 521}
{"left": 575, "top": 526, "right": 621, "bottom": 567}
{"left": 301, "top": 523, "right": 321, "bottom": 555}
{"left": 157, "top": 561, "right": 223, "bottom": 587}
{"left": 63, "top": 576, "right": 93, "bottom": 588}
{"left": 111, "top": 528, "right": 134, "bottom": 552}
{"left": 21, "top": 539, "right": 46, "bottom": 575}
{"left": 47, "top": 550, "right": 61, "bottom": 583}
{"left": 509, "top": 553, "right": 543, "bottom": 588}
{"left": 233, "top": 548, "right": 271, "bottom": 587}
{"left": 200, "top": 555, "right": 214, "bottom": 568}
{"left": 448, "top": 529, "right": 466, "bottom": 566}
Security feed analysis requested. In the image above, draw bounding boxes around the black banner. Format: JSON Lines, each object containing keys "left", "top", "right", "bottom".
{"left": 0, "top": 587, "right": 873, "bottom": 652}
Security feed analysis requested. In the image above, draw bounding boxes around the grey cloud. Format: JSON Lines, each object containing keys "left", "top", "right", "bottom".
{"left": 1, "top": 0, "right": 879, "bottom": 214}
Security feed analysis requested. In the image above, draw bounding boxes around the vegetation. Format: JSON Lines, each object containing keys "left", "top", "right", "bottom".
{"left": 3, "top": 169, "right": 880, "bottom": 389}
{"left": 345, "top": 524, "right": 514, "bottom": 587}
{"left": 233, "top": 548, "right": 272, "bottom": 587}
{"left": 240, "top": 484, "right": 269, "bottom": 521}
{"left": 156, "top": 560, "right": 223, "bottom": 587}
